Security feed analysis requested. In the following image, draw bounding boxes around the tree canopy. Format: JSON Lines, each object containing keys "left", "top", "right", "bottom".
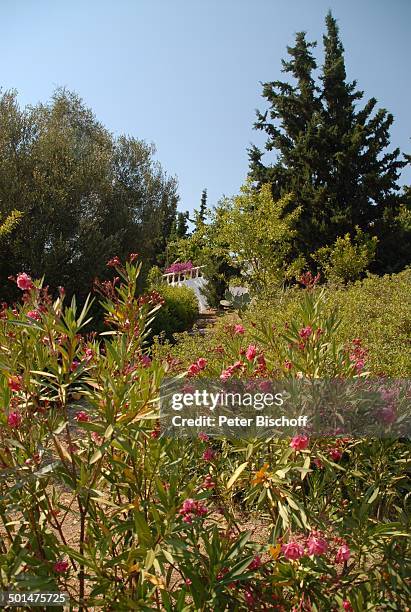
{"left": 0, "top": 88, "right": 179, "bottom": 300}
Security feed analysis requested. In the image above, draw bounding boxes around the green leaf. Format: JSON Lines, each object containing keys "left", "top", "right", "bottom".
{"left": 226, "top": 462, "right": 248, "bottom": 489}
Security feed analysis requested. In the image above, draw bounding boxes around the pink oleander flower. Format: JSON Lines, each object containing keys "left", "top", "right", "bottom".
{"left": 220, "top": 367, "right": 233, "bottom": 381}
{"left": 329, "top": 447, "right": 342, "bottom": 462}
{"left": 8, "top": 411, "right": 22, "bottom": 428}
{"left": 249, "top": 555, "right": 262, "bottom": 570}
{"left": 203, "top": 447, "right": 215, "bottom": 462}
{"left": 16, "top": 272, "right": 34, "bottom": 291}
{"left": 299, "top": 326, "right": 312, "bottom": 339}
{"left": 74, "top": 411, "right": 89, "bottom": 423}
{"left": 140, "top": 354, "right": 152, "bottom": 368}
{"left": 188, "top": 363, "right": 200, "bottom": 377}
{"left": 380, "top": 405, "right": 396, "bottom": 424}
{"left": 83, "top": 348, "right": 94, "bottom": 363}
{"left": 201, "top": 475, "right": 215, "bottom": 489}
{"left": 336, "top": 544, "right": 351, "bottom": 563}
{"left": 290, "top": 434, "right": 309, "bottom": 451}
{"left": 164, "top": 261, "right": 194, "bottom": 274}
{"left": 299, "top": 271, "right": 320, "bottom": 289}
{"left": 27, "top": 309, "right": 41, "bottom": 321}
{"left": 196, "top": 357, "right": 207, "bottom": 370}
{"left": 185, "top": 578, "right": 192, "bottom": 586}
{"left": 342, "top": 600, "right": 353, "bottom": 611}
{"left": 244, "top": 589, "right": 255, "bottom": 606}
{"left": 53, "top": 560, "right": 69, "bottom": 573}
{"left": 70, "top": 360, "right": 80, "bottom": 372}
{"left": 8, "top": 375, "right": 22, "bottom": 392}
{"left": 179, "top": 498, "right": 207, "bottom": 522}
{"left": 355, "top": 359, "right": 365, "bottom": 373}
{"left": 91, "top": 431, "right": 103, "bottom": 446}
{"left": 282, "top": 541, "right": 305, "bottom": 560}
{"left": 234, "top": 324, "right": 245, "bottom": 335}
{"left": 107, "top": 256, "right": 121, "bottom": 268}
{"left": 306, "top": 534, "right": 328, "bottom": 556}
{"left": 198, "top": 432, "right": 209, "bottom": 442}
{"left": 245, "top": 344, "right": 257, "bottom": 361}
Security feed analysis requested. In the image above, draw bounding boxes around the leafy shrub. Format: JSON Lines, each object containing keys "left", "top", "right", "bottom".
{"left": 0, "top": 259, "right": 410, "bottom": 609}
{"left": 149, "top": 283, "right": 198, "bottom": 340}
{"left": 159, "top": 269, "right": 411, "bottom": 377}
{"left": 146, "top": 264, "right": 164, "bottom": 287}
{"left": 312, "top": 227, "right": 378, "bottom": 284}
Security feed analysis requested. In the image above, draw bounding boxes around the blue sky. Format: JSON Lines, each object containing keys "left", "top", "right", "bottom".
{"left": 1, "top": 0, "right": 410, "bottom": 214}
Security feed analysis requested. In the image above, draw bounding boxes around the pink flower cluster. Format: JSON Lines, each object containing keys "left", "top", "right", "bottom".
{"left": 188, "top": 357, "right": 207, "bottom": 377}
{"left": 290, "top": 434, "right": 309, "bottom": 451}
{"left": 164, "top": 261, "right": 194, "bottom": 274}
{"left": 245, "top": 344, "right": 257, "bottom": 361}
{"left": 349, "top": 338, "right": 367, "bottom": 373}
{"left": 201, "top": 474, "right": 215, "bottom": 489}
{"left": 179, "top": 498, "right": 207, "bottom": 523}
{"left": 203, "top": 447, "right": 215, "bottom": 462}
{"left": 281, "top": 531, "right": 337, "bottom": 561}
{"left": 53, "top": 559, "right": 69, "bottom": 573}
{"left": 16, "top": 273, "right": 34, "bottom": 291}
{"left": 8, "top": 375, "right": 22, "bottom": 392}
{"left": 220, "top": 360, "right": 244, "bottom": 381}
{"left": 299, "top": 271, "right": 320, "bottom": 289}
{"left": 27, "top": 309, "right": 41, "bottom": 321}
{"left": 8, "top": 411, "right": 22, "bottom": 429}
{"left": 299, "top": 326, "right": 313, "bottom": 339}
{"left": 336, "top": 543, "right": 351, "bottom": 563}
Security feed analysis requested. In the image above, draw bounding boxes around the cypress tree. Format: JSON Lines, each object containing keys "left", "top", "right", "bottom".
{"left": 249, "top": 12, "right": 409, "bottom": 272}
{"left": 199, "top": 188, "right": 208, "bottom": 223}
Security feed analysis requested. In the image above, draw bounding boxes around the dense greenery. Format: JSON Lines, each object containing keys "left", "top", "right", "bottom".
{"left": 148, "top": 283, "right": 198, "bottom": 341}
{"left": 0, "top": 89, "right": 179, "bottom": 301}
{"left": 0, "top": 260, "right": 409, "bottom": 609}
{"left": 0, "top": 9, "right": 410, "bottom": 609}
{"left": 154, "top": 268, "right": 411, "bottom": 378}
{"left": 249, "top": 12, "right": 410, "bottom": 273}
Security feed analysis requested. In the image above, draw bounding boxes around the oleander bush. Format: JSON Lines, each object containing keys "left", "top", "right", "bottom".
{"left": 155, "top": 269, "right": 411, "bottom": 378}
{"left": 0, "top": 260, "right": 410, "bottom": 610}
{"left": 148, "top": 283, "right": 198, "bottom": 341}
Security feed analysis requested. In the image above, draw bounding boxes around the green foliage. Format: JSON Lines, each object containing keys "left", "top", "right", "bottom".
{"left": 149, "top": 283, "right": 198, "bottom": 340}
{"left": 211, "top": 181, "right": 303, "bottom": 291}
{"left": 0, "top": 88, "right": 178, "bottom": 300}
{"left": 146, "top": 265, "right": 164, "bottom": 288}
{"left": 312, "top": 227, "right": 378, "bottom": 283}
{"left": 200, "top": 255, "right": 239, "bottom": 309}
{"left": 0, "top": 210, "right": 23, "bottom": 242}
{"left": 159, "top": 269, "right": 411, "bottom": 378}
{"left": 0, "top": 260, "right": 410, "bottom": 608}
{"left": 220, "top": 289, "right": 251, "bottom": 314}
{"left": 249, "top": 12, "right": 410, "bottom": 273}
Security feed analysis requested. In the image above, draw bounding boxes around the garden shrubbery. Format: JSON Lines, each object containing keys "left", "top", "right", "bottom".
{"left": 0, "top": 258, "right": 410, "bottom": 610}
{"left": 148, "top": 283, "right": 198, "bottom": 340}
{"left": 156, "top": 269, "right": 411, "bottom": 378}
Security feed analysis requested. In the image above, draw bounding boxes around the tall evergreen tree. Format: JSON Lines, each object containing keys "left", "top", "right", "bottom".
{"left": 199, "top": 188, "right": 207, "bottom": 223}
{"left": 176, "top": 211, "right": 190, "bottom": 238}
{"left": 249, "top": 12, "right": 409, "bottom": 272}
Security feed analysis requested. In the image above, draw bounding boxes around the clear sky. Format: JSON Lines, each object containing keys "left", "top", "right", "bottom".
{"left": 1, "top": 0, "right": 410, "bottom": 214}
